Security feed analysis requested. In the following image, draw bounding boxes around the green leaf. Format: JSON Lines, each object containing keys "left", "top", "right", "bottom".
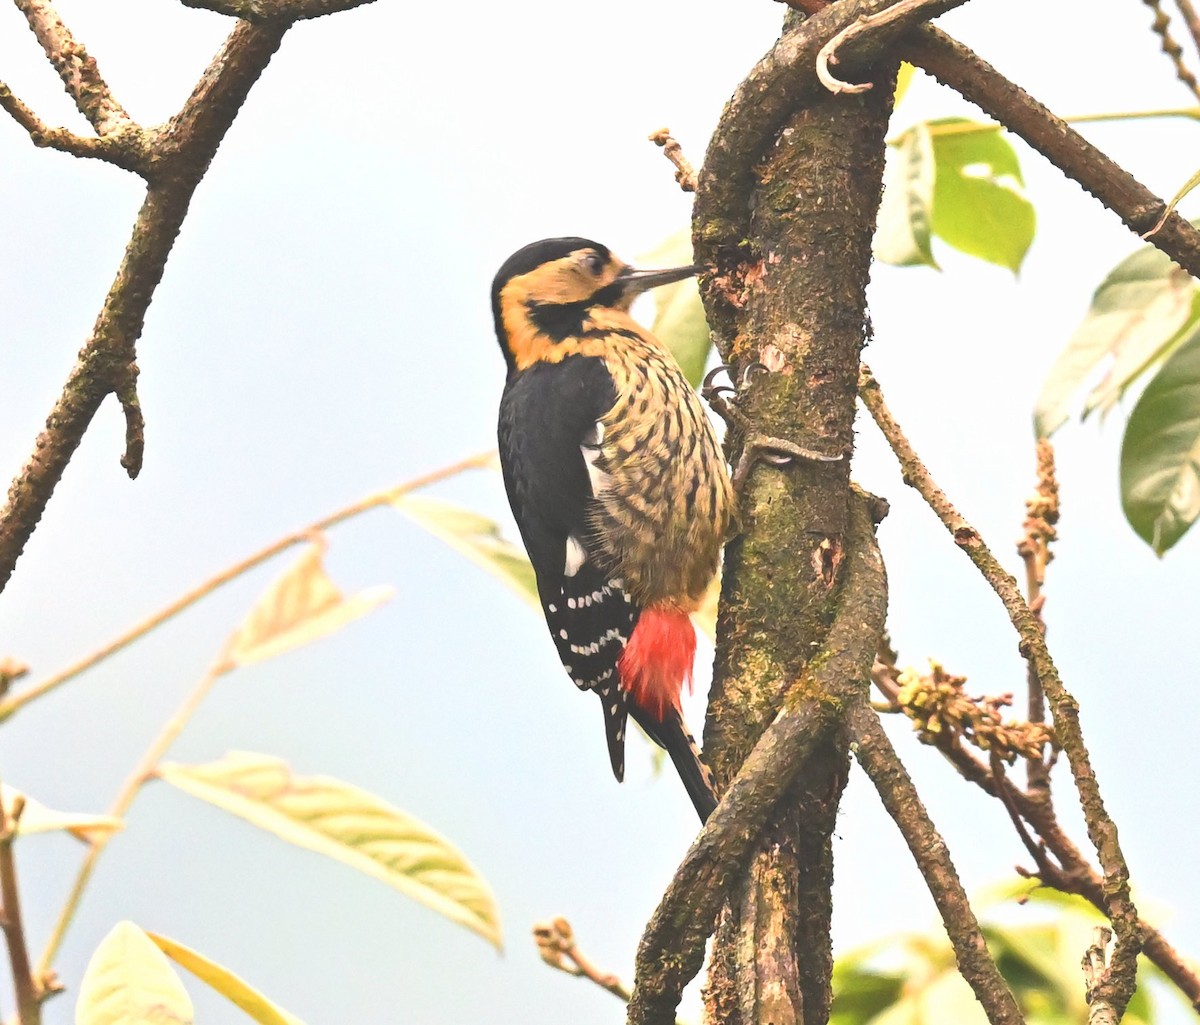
{"left": 638, "top": 229, "right": 712, "bottom": 386}
{"left": 830, "top": 956, "right": 904, "bottom": 1025}
{"left": 76, "top": 921, "right": 194, "bottom": 1025}
{"left": 221, "top": 540, "right": 394, "bottom": 672}
{"left": 1035, "top": 243, "right": 1197, "bottom": 437}
{"left": 928, "top": 118, "right": 1035, "bottom": 273}
{"left": 147, "top": 932, "right": 305, "bottom": 1025}
{"left": 158, "top": 752, "right": 502, "bottom": 949}
{"left": 1121, "top": 329, "right": 1200, "bottom": 553}
{"left": 393, "top": 493, "right": 539, "bottom": 612}
{"left": 874, "top": 123, "right": 938, "bottom": 268}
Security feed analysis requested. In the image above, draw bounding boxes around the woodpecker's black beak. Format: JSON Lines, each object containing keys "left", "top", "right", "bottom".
{"left": 616, "top": 264, "right": 699, "bottom": 298}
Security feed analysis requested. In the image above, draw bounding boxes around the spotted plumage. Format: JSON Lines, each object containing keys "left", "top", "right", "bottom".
{"left": 493, "top": 237, "right": 732, "bottom": 822}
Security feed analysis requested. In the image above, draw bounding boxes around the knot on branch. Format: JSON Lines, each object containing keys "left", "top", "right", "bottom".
{"left": 897, "top": 659, "right": 1056, "bottom": 763}
{"left": 0, "top": 658, "right": 30, "bottom": 699}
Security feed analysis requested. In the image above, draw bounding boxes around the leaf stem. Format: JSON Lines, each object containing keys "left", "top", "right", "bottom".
{"left": 906, "top": 105, "right": 1200, "bottom": 140}
{"left": 1, "top": 790, "right": 41, "bottom": 1025}
{"left": 0, "top": 451, "right": 494, "bottom": 723}
{"left": 36, "top": 659, "right": 225, "bottom": 978}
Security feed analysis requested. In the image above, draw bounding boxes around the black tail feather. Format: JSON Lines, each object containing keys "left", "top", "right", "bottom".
{"left": 632, "top": 706, "right": 718, "bottom": 823}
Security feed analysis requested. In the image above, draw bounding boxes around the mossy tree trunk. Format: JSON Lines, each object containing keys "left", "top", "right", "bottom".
{"left": 694, "top": 14, "right": 898, "bottom": 1023}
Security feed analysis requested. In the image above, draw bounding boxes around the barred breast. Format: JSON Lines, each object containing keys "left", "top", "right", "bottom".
{"left": 585, "top": 338, "right": 733, "bottom": 608}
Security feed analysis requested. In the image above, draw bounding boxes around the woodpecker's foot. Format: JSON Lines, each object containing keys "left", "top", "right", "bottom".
{"left": 701, "top": 364, "right": 744, "bottom": 432}
{"left": 731, "top": 433, "right": 845, "bottom": 495}
{"left": 701, "top": 362, "right": 771, "bottom": 433}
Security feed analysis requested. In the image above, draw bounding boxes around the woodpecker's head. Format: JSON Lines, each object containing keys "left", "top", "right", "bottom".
{"left": 491, "top": 237, "right": 696, "bottom": 374}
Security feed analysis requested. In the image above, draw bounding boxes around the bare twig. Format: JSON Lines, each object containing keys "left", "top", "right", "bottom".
{"left": 0, "top": 451, "right": 493, "bottom": 723}
{"left": 1017, "top": 439, "right": 1058, "bottom": 793}
{"left": 0, "top": 81, "right": 143, "bottom": 169}
{"left": 858, "top": 364, "right": 1142, "bottom": 1015}
{"left": 1083, "top": 927, "right": 1119, "bottom": 1025}
{"left": 847, "top": 700, "right": 1024, "bottom": 1025}
{"left": 0, "top": 20, "right": 290, "bottom": 595}
{"left": 533, "top": 917, "right": 631, "bottom": 1002}
{"left": 0, "top": 788, "right": 40, "bottom": 1024}
{"left": 1176, "top": 0, "right": 1200, "bottom": 56}
{"left": 12, "top": 0, "right": 132, "bottom": 134}
{"left": 648, "top": 129, "right": 697, "bottom": 193}
{"left": 1142, "top": 0, "right": 1200, "bottom": 101}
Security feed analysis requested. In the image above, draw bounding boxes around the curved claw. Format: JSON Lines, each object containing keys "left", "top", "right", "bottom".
{"left": 739, "top": 361, "right": 770, "bottom": 388}
{"left": 702, "top": 364, "right": 734, "bottom": 394}
{"left": 758, "top": 450, "right": 794, "bottom": 466}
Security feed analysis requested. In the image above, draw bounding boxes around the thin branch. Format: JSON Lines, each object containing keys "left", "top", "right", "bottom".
{"left": 648, "top": 129, "right": 697, "bottom": 193}
{"left": 0, "top": 791, "right": 39, "bottom": 1025}
{"left": 988, "top": 755, "right": 1052, "bottom": 872}
{"left": 1176, "top": 0, "right": 1200, "bottom": 57}
{"left": 533, "top": 917, "right": 632, "bottom": 1002}
{"left": 12, "top": 0, "right": 132, "bottom": 135}
{"left": 627, "top": 497, "right": 887, "bottom": 1025}
{"left": 1082, "top": 927, "right": 1119, "bottom": 1025}
{"left": 858, "top": 364, "right": 1141, "bottom": 1016}
{"left": 1142, "top": 0, "right": 1200, "bottom": 101}
{"left": 1016, "top": 439, "right": 1057, "bottom": 792}
{"left": 0, "top": 451, "right": 493, "bottom": 723}
{"left": 0, "top": 81, "right": 144, "bottom": 169}
{"left": 0, "top": 21, "right": 290, "bottom": 597}
{"left": 846, "top": 699, "right": 1024, "bottom": 1025}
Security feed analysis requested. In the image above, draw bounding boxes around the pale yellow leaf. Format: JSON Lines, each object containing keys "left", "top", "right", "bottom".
{"left": 76, "top": 921, "right": 194, "bottom": 1025}
{"left": 147, "top": 932, "right": 305, "bottom": 1025}
{"left": 394, "top": 494, "right": 539, "bottom": 613}
{"left": 222, "top": 540, "right": 394, "bottom": 670}
{"left": 158, "top": 752, "right": 502, "bottom": 949}
{"left": 893, "top": 61, "right": 916, "bottom": 106}
{"left": 2, "top": 783, "right": 122, "bottom": 843}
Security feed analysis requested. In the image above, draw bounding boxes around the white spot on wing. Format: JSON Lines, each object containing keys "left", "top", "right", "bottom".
{"left": 564, "top": 535, "right": 586, "bottom": 577}
{"left": 581, "top": 421, "right": 612, "bottom": 496}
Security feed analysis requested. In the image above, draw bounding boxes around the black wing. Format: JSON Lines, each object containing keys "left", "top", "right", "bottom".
{"left": 497, "top": 355, "right": 641, "bottom": 780}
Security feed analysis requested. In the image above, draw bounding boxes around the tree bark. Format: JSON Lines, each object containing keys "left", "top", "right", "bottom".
{"left": 694, "top": 13, "right": 898, "bottom": 1023}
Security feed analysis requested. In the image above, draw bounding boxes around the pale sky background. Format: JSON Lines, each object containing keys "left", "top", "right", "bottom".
{"left": 2, "top": 1, "right": 1199, "bottom": 1023}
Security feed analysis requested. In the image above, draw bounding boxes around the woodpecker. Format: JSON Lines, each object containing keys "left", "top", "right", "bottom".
{"left": 492, "top": 237, "right": 734, "bottom": 823}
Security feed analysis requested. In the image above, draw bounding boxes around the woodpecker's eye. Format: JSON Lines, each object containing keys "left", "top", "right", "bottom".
{"left": 582, "top": 251, "right": 606, "bottom": 276}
